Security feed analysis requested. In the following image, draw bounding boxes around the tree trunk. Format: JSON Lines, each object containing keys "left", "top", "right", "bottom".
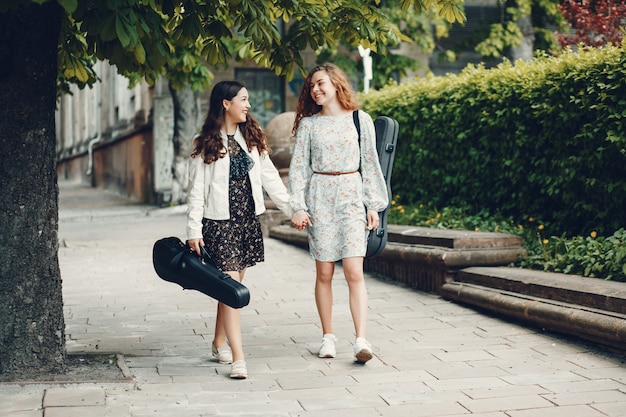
{"left": 0, "top": 3, "right": 66, "bottom": 378}
{"left": 169, "top": 82, "right": 201, "bottom": 205}
{"left": 510, "top": 13, "right": 535, "bottom": 61}
{"left": 505, "top": 0, "right": 535, "bottom": 62}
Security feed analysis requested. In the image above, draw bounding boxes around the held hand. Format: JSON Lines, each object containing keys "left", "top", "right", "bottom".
{"left": 366, "top": 209, "right": 379, "bottom": 231}
{"left": 291, "top": 210, "right": 312, "bottom": 231}
{"left": 187, "top": 238, "right": 204, "bottom": 256}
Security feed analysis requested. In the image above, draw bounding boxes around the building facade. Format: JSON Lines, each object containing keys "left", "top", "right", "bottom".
{"left": 55, "top": 1, "right": 505, "bottom": 203}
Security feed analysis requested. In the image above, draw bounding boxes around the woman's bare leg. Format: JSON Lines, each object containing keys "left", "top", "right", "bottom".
{"left": 220, "top": 269, "right": 246, "bottom": 362}
{"left": 315, "top": 260, "right": 335, "bottom": 335}
{"left": 213, "top": 303, "right": 227, "bottom": 347}
{"left": 341, "top": 257, "right": 367, "bottom": 338}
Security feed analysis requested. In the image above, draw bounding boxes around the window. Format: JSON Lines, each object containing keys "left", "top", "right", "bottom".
{"left": 235, "top": 68, "right": 285, "bottom": 128}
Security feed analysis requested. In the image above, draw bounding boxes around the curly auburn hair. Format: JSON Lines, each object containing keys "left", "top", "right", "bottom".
{"left": 292, "top": 63, "right": 359, "bottom": 135}
{"left": 191, "top": 80, "right": 269, "bottom": 164}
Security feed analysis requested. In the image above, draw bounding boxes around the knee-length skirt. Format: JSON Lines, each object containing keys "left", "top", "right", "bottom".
{"left": 306, "top": 172, "right": 368, "bottom": 262}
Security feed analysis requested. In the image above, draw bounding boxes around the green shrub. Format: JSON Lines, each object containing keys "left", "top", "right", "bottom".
{"left": 522, "top": 228, "right": 626, "bottom": 281}
{"left": 361, "top": 46, "right": 626, "bottom": 236}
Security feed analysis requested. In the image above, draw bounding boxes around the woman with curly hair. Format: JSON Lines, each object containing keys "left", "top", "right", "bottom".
{"left": 288, "top": 64, "right": 388, "bottom": 363}
{"left": 187, "top": 81, "right": 292, "bottom": 379}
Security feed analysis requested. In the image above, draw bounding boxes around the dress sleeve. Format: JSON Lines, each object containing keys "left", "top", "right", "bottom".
{"left": 358, "top": 110, "right": 390, "bottom": 212}
{"left": 288, "top": 118, "right": 313, "bottom": 212}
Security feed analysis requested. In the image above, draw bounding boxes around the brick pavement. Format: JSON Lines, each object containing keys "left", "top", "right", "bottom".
{"left": 0, "top": 181, "right": 625, "bottom": 417}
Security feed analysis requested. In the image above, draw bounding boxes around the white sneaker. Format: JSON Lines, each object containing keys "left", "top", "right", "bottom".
{"left": 212, "top": 341, "right": 233, "bottom": 364}
{"left": 354, "top": 337, "right": 373, "bottom": 363}
{"left": 318, "top": 334, "right": 337, "bottom": 358}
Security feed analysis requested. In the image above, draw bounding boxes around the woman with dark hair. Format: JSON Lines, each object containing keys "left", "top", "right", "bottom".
{"left": 187, "top": 81, "right": 292, "bottom": 379}
{"left": 288, "top": 64, "right": 388, "bottom": 363}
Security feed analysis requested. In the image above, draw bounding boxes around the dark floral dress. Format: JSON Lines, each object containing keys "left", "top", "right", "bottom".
{"left": 201, "top": 136, "right": 264, "bottom": 272}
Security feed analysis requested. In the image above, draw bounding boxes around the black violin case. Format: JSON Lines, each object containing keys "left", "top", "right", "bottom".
{"left": 152, "top": 236, "right": 250, "bottom": 308}
{"left": 354, "top": 112, "right": 399, "bottom": 258}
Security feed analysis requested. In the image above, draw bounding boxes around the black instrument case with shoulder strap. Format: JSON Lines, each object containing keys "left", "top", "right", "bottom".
{"left": 353, "top": 112, "right": 399, "bottom": 258}
{"left": 152, "top": 236, "right": 250, "bottom": 308}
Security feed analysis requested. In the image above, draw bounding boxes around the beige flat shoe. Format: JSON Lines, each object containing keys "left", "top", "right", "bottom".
{"left": 229, "top": 360, "right": 248, "bottom": 379}
{"left": 212, "top": 341, "right": 233, "bottom": 364}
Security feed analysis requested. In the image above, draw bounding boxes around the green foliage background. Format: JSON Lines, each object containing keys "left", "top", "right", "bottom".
{"left": 361, "top": 46, "right": 626, "bottom": 237}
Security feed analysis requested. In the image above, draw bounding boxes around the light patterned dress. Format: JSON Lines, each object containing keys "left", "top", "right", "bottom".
{"left": 288, "top": 111, "right": 389, "bottom": 262}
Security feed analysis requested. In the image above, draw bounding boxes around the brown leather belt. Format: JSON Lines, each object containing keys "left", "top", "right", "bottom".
{"left": 313, "top": 170, "right": 358, "bottom": 176}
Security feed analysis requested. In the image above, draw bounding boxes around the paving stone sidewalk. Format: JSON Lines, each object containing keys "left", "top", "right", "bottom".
{"left": 1, "top": 182, "right": 625, "bottom": 417}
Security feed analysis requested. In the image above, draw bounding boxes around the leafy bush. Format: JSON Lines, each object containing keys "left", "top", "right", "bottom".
{"left": 522, "top": 228, "right": 626, "bottom": 281}
{"left": 361, "top": 46, "right": 626, "bottom": 237}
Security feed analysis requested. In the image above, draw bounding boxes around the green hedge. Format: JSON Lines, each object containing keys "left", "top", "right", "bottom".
{"left": 361, "top": 46, "right": 626, "bottom": 235}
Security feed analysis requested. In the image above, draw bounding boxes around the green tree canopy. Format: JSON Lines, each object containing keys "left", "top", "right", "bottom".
{"left": 0, "top": 0, "right": 465, "bottom": 378}
{"left": 3, "top": 0, "right": 466, "bottom": 94}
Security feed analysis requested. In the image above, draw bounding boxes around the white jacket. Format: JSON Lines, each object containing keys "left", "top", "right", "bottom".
{"left": 186, "top": 130, "right": 292, "bottom": 240}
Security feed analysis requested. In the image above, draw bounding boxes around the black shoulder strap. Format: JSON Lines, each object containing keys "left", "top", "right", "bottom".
{"left": 353, "top": 110, "right": 361, "bottom": 141}
{"left": 353, "top": 110, "right": 362, "bottom": 172}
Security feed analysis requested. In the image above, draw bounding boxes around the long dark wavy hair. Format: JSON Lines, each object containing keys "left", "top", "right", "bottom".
{"left": 191, "top": 80, "right": 269, "bottom": 164}
{"left": 292, "top": 63, "right": 359, "bottom": 135}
